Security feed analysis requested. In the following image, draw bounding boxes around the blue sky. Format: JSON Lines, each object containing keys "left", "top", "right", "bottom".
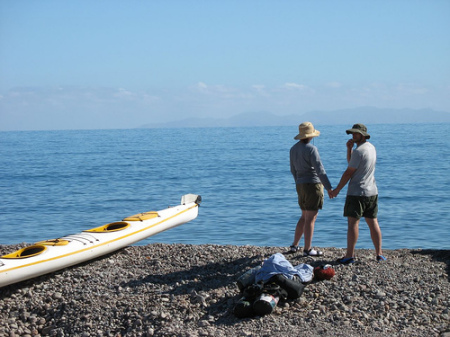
{"left": 1, "top": 1, "right": 449, "bottom": 131}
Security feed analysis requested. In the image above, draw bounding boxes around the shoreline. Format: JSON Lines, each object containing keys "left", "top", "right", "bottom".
{"left": 1, "top": 244, "right": 449, "bottom": 336}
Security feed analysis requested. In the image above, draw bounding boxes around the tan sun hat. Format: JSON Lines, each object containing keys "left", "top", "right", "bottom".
{"left": 294, "top": 122, "right": 320, "bottom": 140}
{"left": 346, "top": 123, "right": 371, "bottom": 139}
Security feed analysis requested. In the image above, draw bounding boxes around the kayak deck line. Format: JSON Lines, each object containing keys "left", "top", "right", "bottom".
{"left": 59, "top": 231, "right": 101, "bottom": 245}
{"left": 0, "top": 194, "right": 201, "bottom": 287}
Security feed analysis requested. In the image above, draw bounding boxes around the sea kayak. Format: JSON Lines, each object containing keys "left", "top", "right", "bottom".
{"left": 0, "top": 194, "right": 201, "bottom": 288}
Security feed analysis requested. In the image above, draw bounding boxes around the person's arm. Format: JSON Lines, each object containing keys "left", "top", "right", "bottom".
{"left": 310, "top": 148, "right": 332, "bottom": 191}
{"left": 289, "top": 149, "right": 297, "bottom": 182}
{"left": 331, "top": 167, "right": 357, "bottom": 197}
{"left": 346, "top": 139, "right": 354, "bottom": 163}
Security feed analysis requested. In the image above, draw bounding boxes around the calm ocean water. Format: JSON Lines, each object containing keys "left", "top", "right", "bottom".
{"left": 1, "top": 124, "right": 449, "bottom": 250}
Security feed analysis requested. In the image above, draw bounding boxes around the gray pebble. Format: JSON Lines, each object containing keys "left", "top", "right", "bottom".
{"left": 0, "top": 244, "right": 449, "bottom": 337}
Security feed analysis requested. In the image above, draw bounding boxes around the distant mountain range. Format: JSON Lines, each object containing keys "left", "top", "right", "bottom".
{"left": 140, "top": 107, "right": 450, "bottom": 128}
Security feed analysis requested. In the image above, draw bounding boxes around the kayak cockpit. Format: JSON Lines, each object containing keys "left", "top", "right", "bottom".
{"left": 1, "top": 245, "right": 47, "bottom": 259}
{"left": 84, "top": 221, "right": 130, "bottom": 233}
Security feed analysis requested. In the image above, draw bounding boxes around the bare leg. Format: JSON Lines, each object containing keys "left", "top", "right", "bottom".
{"left": 292, "top": 213, "right": 306, "bottom": 247}
{"left": 303, "top": 210, "right": 319, "bottom": 251}
{"left": 365, "top": 217, "right": 383, "bottom": 256}
{"left": 346, "top": 217, "right": 360, "bottom": 258}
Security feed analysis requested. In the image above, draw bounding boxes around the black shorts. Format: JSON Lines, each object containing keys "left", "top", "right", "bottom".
{"left": 344, "top": 195, "right": 378, "bottom": 219}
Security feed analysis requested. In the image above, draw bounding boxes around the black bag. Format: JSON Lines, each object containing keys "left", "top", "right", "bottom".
{"left": 268, "top": 274, "right": 305, "bottom": 299}
{"left": 233, "top": 297, "right": 255, "bottom": 318}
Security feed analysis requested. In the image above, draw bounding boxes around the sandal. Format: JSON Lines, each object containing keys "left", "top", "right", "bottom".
{"left": 289, "top": 245, "right": 299, "bottom": 253}
{"left": 377, "top": 255, "right": 387, "bottom": 262}
{"left": 303, "top": 248, "right": 324, "bottom": 257}
{"left": 336, "top": 257, "right": 355, "bottom": 265}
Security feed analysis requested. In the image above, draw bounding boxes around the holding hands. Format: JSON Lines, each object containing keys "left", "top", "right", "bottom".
{"left": 328, "top": 139, "right": 357, "bottom": 199}
{"left": 327, "top": 189, "right": 338, "bottom": 199}
{"left": 330, "top": 189, "right": 340, "bottom": 199}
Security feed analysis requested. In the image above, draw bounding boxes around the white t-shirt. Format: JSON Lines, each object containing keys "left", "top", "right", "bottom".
{"left": 347, "top": 142, "right": 378, "bottom": 196}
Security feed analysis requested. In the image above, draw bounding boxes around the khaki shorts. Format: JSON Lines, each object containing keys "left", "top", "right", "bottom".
{"left": 344, "top": 195, "right": 378, "bottom": 219}
{"left": 296, "top": 183, "right": 324, "bottom": 211}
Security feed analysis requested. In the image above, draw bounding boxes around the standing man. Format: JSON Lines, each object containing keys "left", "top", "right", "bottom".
{"left": 290, "top": 122, "right": 333, "bottom": 256}
{"left": 331, "top": 123, "right": 386, "bottom": 264}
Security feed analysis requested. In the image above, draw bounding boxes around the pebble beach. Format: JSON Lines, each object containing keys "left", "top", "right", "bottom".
{"left": 0, "top": 244, "right": 449, "bottom": 337}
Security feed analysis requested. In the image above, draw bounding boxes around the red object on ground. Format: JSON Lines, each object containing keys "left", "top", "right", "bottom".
{"left": 314, "top": 265, "right": 335, "bottom": 280}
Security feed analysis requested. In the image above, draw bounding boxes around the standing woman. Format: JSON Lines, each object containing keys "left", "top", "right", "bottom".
{"left": 290, "top": 122, "right": 333, "bottom": 256}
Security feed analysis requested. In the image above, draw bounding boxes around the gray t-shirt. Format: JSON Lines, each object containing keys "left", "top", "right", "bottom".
{"left": 290, "top": 141, "right": 332, "bottom": 191}
{"left": 347, "top": 142, "right": 378, "bottom": 196}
